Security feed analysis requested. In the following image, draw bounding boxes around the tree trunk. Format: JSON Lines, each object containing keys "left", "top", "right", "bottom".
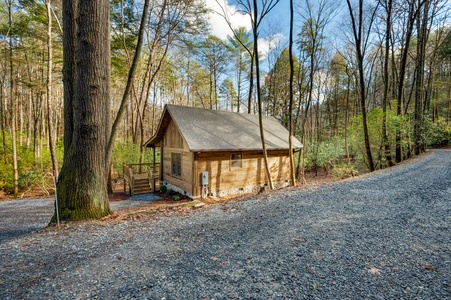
{"left": 46, "top": 0, "right": 59, "bottom": 178}
{"left": 253, "top": 0, "right": 274, "bottom": 190}
{"left": 248, "top": 52, "right": 255, "bottom": 114}
{"left": 106, "top": 0, "right": 150, "bottom": 171}
{"left": 56, "top": 0, "right": 112, "bottom": 221}
{"left": 8, "top": 1, "right": 19, "bottom": 195}
{"left": 345, "top": 0, "right": 375, "bottom": 171}
{"left": 382, "top": 0, "right": 393, "bottom": 166}
{"left": 288, "top": 0, "right": 296, "bottom": 186}
{"left": 414, "top": 0, "right": 429, "bottom": 155}
{"left": 0, "top": 82, "right": 6, "bottom": 163}
{"left": 395, "top": 1, "right": 424, "bottom": 162}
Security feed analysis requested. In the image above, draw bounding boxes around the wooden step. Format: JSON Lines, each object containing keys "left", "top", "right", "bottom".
{"left": 132, "top": 177, "right": 152, "bottom": 195}
{"left": 133, "top": 188, "right": 152, "bottom": 194}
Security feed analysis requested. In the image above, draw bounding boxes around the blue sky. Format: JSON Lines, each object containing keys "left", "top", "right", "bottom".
{"left": 205, "top": 0, "right": 289, "bottom": 53}
{"left": 205, "top": 0, "right": 346, "bottom": 58}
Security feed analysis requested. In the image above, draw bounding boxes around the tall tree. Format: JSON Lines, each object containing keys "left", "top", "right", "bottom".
{"left": 297, "top": 0, "right": 336, "bottom": 179}
{"left": 250, "top": 0, "right": 280, "bottom": 190}
{"left": 7, "top": 0, "right": 19, "bottom": 194}
{"left": 345, "top": 0, "right": 378, "bottom": 171}
{"left": 227, "top": 27, "right": 252, "bottom": 112}
{"left": 56, "top": 0, "right": 112, "bottom": 221}
{"left": 215, "top": 2, "right": 256, "bottom": 113}
{"left": 380, "top": 0, "right": 394, "bottom": 166}
{"left": 197, "top": 35, "right": 230, "bottom": 109}
{"left": 394, "top": 0, "right": 426, "bottom": 162}
{"left": 45, "top": 0, "right": 59, "bottom": 178}
{"left": 265, "top": 48, "right": 299, "bottom": 125}
{"left": 288, "top": 0, "right": 296, "bottom": 186}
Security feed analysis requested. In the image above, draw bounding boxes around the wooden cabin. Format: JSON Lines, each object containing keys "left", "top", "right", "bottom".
{"left": 145, "top": 105, "right": 303, "bottom": 199}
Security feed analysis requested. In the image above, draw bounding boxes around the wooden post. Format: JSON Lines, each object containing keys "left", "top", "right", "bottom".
{"left": 123, "top": 164, "right": 126, "bottom": 194}
{"left": 152, "top": 146, "right": 156, "bottom": 191}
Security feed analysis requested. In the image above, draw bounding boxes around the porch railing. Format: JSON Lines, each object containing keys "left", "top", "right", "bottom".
{"left": 123, "top": 163, "right": 160, "bottom": 195}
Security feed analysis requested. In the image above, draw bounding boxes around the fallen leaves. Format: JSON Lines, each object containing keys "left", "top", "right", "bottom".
{"left": 292, "top": 237, "right": 306, "bottom": 242}
{"left": 366, "top": 267, "right": 382, "bottom": 275}
{"left": 421, "top": 264, "right": 435, "bottom": 271}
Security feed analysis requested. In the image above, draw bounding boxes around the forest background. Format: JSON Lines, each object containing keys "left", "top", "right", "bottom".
{"left": 1, "top": 0, "right": 451, "bottom": 197}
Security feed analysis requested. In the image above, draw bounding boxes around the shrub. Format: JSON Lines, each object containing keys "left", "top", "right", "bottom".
{"left": 303, "top": 138, "right": 348, "bottom": 172}
{"left": 166, "top": 189, "right": 173, "bottom": 196}
{"left": 112, "top": 141, "right": 157, "bottom": 177}
{"left": 159, "top": 184, "right": 167, "bottom": 193}
{"left": 332, "top": 163, "right": 359, "bottom": 179}
{"left": 172, "top": 195, "right": 181, "bottom": 201}
{"left": 426, "top": 118, "right": 451, "bottom": 147}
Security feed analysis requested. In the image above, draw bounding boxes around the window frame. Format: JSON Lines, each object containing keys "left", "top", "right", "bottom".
{"left": 171, "top": 152, "right": 182, "bottom": 177}
{"left": 230, "top": 152, "right": 243, "bottom": 169}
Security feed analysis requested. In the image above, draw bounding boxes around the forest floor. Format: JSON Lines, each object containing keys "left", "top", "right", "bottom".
{"left": 0, "top": 167, "right": 340, "bottom": 202}
{"left": 0, "top": 149, "right": 450, "bottom": 299}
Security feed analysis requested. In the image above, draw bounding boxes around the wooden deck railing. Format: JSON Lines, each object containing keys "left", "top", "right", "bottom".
{"left": 123, "top": 163, "right": 160, "bottom": 195}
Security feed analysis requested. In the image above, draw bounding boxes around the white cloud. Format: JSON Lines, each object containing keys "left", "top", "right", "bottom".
{"left": 204, "top": 0, "right": 287, "bottom": 65}
{"left": 258, "top": 33, "right": 285, "bottom": 59}
{"left": 204, "top": 0, "right": 251, "bottom": 40}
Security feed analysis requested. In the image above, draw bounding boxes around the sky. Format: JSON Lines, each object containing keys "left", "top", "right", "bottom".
{"left": 204, "top": 0, "right": 252, "bottom": 40}
{"left": 204, "top": 0, "right": 291, "bottom": 58}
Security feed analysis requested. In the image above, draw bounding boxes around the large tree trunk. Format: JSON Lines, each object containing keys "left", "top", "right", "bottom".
{"left": 56, "top": 0, "right": 111, "bottom": 221}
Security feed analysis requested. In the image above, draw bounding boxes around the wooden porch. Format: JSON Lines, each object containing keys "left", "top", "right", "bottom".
{"left": 123, "top": 163, "right": 160, "bottom": 195}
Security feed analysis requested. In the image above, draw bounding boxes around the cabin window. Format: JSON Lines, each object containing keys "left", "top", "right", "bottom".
{"left": 231, "top": 153, "right": 242, "bottom": 168}
{"left": 171, "top": 152, "right": 182, "bottom": 177}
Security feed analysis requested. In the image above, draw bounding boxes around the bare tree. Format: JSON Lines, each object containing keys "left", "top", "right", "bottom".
{"left": 251, "top": 0, "right": 280, "bottom": 190}
{"left": 394, "top": 0, "right": 426, "bottom": 162}
{"left": 7, "top": 0, "right": 19, "bottom": 194}
{"left": 215, "top": 0, "right": 256, "bottom": 113}
{"left": 45, "top": 0, "right": 58, "bottom": 178}
{"left": 379, "top": 0, "right": 394, "bottom": 166}
{"left": 345, "top": 0, "right": 379, "bottom": 171}
{"left": 288, "top": 0, "right": 296, "bottom": 185}
{"left": 215, "top": 0, "right": 280, "bottom": 189}
{"left": 297, "top": 0, "right": 337, "bottom": 179}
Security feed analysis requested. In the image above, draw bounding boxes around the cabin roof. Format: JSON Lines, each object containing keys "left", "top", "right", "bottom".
{"left": 146, "top": 104, "right": 303, "bottom": 151}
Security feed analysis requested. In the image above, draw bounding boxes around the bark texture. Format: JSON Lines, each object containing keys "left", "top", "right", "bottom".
{"left": 56, "top": 0, "right": 111, "bottom": 221}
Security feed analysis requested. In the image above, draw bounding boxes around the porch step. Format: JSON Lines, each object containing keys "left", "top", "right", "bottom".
{"left": 133, "top": 178, "right": 152, "bottom": 195}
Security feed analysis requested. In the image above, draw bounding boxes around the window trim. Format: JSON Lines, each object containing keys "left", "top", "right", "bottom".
{"left": 230, "top": 152, "right": 243, "bottom": 169}
{"left": 171, "top": 152, "right": 182, "bottom": 178}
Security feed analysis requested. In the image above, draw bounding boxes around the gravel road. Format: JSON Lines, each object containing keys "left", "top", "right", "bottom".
{"left": 0, "top": 149, "right": 450, "bottom": 299}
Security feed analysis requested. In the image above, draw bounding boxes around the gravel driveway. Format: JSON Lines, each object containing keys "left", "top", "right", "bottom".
{"left": 0, "top": 150, "right": 450, "bottom": 299}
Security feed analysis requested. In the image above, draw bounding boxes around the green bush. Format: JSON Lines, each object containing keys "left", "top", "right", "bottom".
{"left": 0, "top": 134, "right": 63, "bottom": 195}
{"left": 112, "top": 141, "right": 158, "bottom": 176}
{"left": 166, "top": 189, "right": 173, "bottom": 196}
{"left": 332, "top": 163, "right": 359, "bottom": 179}
{"left": 426, "top": 118, "right": 451, "bottom": 146}
{"left": 159, "top": 184, "right": 167, "bottom": 193}
{"left": 303, "top": 138, "right": 348, "bottom": 172}
{"left": 172, "top": 195, "right": 181, "bottom": 201}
